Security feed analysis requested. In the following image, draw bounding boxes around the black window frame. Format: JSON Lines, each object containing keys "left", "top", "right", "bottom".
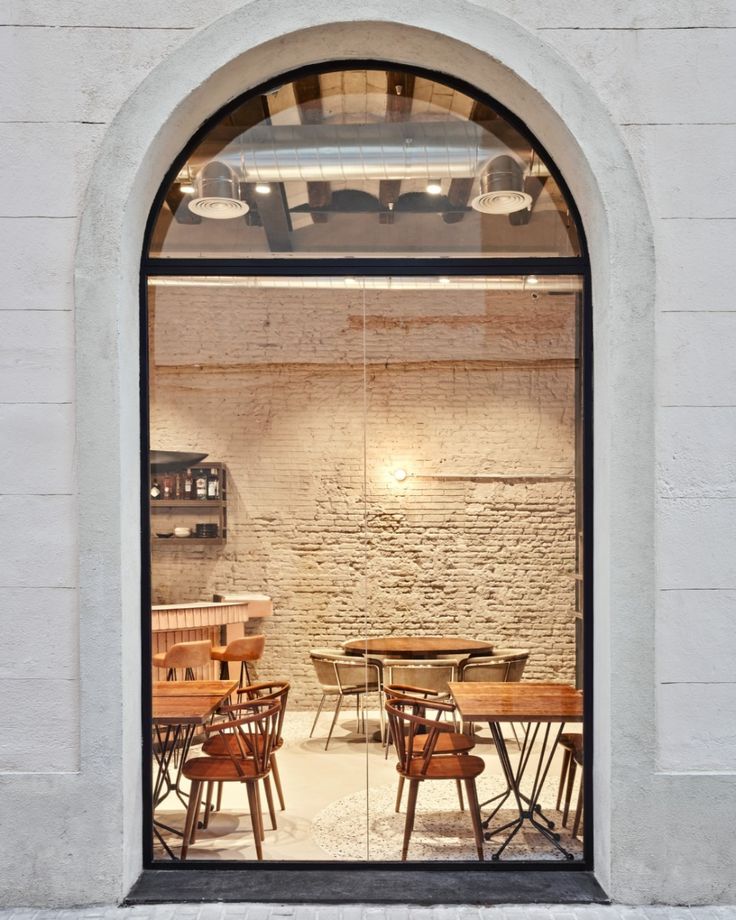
{"left": 139, "top": 59, "right": 594, "bottom": 889}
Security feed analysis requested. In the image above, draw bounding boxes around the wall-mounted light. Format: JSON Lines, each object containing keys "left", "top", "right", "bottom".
{"left": 392, "top": 468, "right": 408, "bottom": 482}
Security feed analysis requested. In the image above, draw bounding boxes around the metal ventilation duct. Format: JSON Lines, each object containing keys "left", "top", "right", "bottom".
{"left": 214, "top": 122, "right": 513, "bottom": 183}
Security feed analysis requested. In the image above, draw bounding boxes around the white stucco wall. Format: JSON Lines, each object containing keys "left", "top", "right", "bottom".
{"left": 1, "top": 0, "right": 735, "bottom": 906}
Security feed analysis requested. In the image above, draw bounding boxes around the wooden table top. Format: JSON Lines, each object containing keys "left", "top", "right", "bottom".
{"left": 449, "top": 681, "right": 583, "bottom": 723}
{"left": 152, "top": 679, "right": 237, "bottom": 725}
{"left": 343, "top": 637, "right": 493, "bottom": 658}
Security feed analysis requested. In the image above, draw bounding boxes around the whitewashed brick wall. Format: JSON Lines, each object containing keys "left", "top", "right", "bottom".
{"left": 149, "top": 285, "right": 578, "bottom": 704}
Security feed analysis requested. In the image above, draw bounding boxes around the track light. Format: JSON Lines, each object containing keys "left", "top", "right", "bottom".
{"left": 471, "top": 156, "right": 532, "bottom": 215}
{"left": 188, "top": 161, "right": 249, "bottom": 219}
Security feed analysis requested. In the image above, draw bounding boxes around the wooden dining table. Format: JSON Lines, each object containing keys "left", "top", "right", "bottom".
{"left": 343, "top": 636, "right": 493, "bottom": 659}
{"left": 152, "top": 679, "right": 237, "bottom": 859}
{"left": 449, "top": 681, "right": 583, "bottom": 860}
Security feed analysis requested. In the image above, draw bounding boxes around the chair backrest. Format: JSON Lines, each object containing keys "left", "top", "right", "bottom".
{"left": 309, "top": 649, "right": 379, "bottom": 692}
{"left": 204, "top": 699, "right": 281, "bottom": 778}
{"left": 490, "top": 648, "right": 530, "bottom": 682}
{"left": 385, "top": 698, "right": 454, "bottom": 776}
{"left": 224, "top": 635, "right": 266, "bottom": 661}
{"left": 309, "top": 648, "right": 345, "bottom": 689}
{"left": 163, "top": 639, "right": 212, "bottom": 670}
{"left": 460, "top": 656, "right": 510, "bottom": 682}
{"left": 383, "top": 683, "right": 455, "bottom": 722}
{"left": 382, "top": 658, "right": 458, "bottom": 695}
{"left": 233, "top": 679, "right": 290, "bottom": 741}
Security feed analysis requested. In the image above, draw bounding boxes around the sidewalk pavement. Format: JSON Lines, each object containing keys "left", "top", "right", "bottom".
{"left": 2, "top": 906, "right": 736, "bottom": 920}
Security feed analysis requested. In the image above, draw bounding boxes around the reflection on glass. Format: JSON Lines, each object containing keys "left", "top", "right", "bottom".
{"left": 149, "top": 68, "right": 580, "bottom": 259}
{"left": 147, "top": 275, "right": 584, "bottom": 862}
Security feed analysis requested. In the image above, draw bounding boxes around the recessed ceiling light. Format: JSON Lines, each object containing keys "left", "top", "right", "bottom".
{"left": 255, "top": 183, "right": 271, "bottom": 195}
{"left": 426, "top": 182, "right": 443, "bottom": 196}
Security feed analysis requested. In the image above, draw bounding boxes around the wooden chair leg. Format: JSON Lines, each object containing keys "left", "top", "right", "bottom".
{"left": 464, "top": 778, "right": 485, "bottom": 862}
{"left": 245, "top": 782, "right": 263, "bottom": 860}
{"left": 455, "top": 779, "right": 465, "bottom": 811}
{"left": 572, "top": 777, "right": 584, "bottom": 838}
{"left": 270, "top": 754, "right": 286, "bottom": 810}
{"left": 202, "top": 781, "right": 214, "bottom": 829}
{"left": 562, "top": 758, "right": 577, "bottom": 827}
{"left": 557, "top": 748, "right": 571, "bottom": 811}
{"left": 395, "top": 775, "right": 405, "bottom": 813}
{"left": 216, "top": 781, "right": 223, "bottom": 813}
{"left": 263, "top": 776, "right": 277, "bottom": 830}
{"left": 401, "top": 780, "right": 419, "bottom": 861}
{"left": 180, "top": 780, "right": 201, "bottom": 860}
{"left": 255, "top": 782, "right": 266, "bottom": 841}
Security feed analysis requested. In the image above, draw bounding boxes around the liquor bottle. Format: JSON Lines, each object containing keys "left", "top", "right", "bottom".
{"left": 195, "top": 469, "right": 208, "bottom": 500}
{"left": 174, "top": 473, "right": 183, "bottom": 499}
{"left": 150, "top": 478, "right": 161, "bottom": 499}
{"left": 207, "top": 468, "right": 220, "bottom": 500}
{"left": 162, "top": 475, "right": 173, "bottom": 499}
{"left": 184, "top": 469, "right": 193, "bottom": 499}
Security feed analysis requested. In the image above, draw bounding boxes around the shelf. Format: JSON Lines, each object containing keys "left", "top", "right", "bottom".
{"left": 153, "top": 537, "right": 226, "bottom": 546}
{"left": 151, "top": 500, "right": 224, "bottom": 508}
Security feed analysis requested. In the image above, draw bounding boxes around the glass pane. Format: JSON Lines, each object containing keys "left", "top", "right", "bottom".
{"left": 149, "top": 67, "right": 580, "bottom": 259}
{"left": 147, "top": 275, "right": 371, "bottom": 861}
{"left": 364, "top": 274, "right": 584, "bottom": 861}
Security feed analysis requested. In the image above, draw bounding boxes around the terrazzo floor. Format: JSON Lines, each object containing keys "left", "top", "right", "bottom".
{"left": 153, "top": 707, "right": 583, "bottom": 863}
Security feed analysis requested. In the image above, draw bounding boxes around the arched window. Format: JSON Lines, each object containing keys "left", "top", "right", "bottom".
{"left": 143, "top": 62, "right": 590, "bottom": 869}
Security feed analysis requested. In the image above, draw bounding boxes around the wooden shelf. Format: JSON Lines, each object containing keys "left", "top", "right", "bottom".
{"left": 150, "top": 462, "right": 227, "bottom": 548}
{"left": 151, "top": 500, "right": 225, "bottom": 509}
{"left": 153, "top": 537, "right": 226, "bottom": 546}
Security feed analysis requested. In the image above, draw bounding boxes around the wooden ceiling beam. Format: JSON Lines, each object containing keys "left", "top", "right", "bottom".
{"left": 293, "top": 74, "right": 330, "bottom": 223}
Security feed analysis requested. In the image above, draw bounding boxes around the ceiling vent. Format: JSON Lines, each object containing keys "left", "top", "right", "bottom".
{"left": 188, "top": 161, "right": 249, "bottom": 219}
{"left": 471, "top": 156, "right": 532, "bottom": 214}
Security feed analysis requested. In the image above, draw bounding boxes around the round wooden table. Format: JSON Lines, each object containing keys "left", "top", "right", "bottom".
{"left": 342, "top": 636, "right": 493, "bottom": 659}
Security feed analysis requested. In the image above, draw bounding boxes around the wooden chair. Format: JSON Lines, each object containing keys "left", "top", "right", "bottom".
{"left": 210, "top": 635, "right": 265, "bottom": 687}
{"left": 384, "top": 684, "right": 475, "bottom": 813}
{"left": 152, "top": 639, "right": 212, "bottom": 680}
{"left": 202, "top": 680, "right": 289, "bottom": 815}
{"left": 309, "top": 649, "right": 382, "bottom": 749}
{"left": 180, "top": 698, "right": 281, "bottom": 860}
{"left": 385, "top": 699, "right": 486, "bottom": 861}
{"left": 556, "top": 732, "right": 584, "bottom": 832}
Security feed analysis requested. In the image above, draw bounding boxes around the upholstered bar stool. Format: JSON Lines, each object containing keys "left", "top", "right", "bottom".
{"left": 153, "top": 639, "right": 213, "bottom": 680}
{"left": 210, "top": 635, "right": 266, "bottom": 687}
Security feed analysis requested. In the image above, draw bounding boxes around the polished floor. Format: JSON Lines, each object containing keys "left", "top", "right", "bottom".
{"left": 154, "top": 706, "right": 584, "bottom": 863}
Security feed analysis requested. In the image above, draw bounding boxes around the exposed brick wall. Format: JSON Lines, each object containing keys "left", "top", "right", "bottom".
{"left": 149, "top": 285, "right": 578, "bottom": 706}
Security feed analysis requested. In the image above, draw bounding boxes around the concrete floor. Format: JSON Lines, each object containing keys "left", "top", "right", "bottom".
{"left": 154, "top": 706, "right": 583, "bottom": 863}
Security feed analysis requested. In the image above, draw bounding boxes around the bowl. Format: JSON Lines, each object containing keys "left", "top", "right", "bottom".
{"left": 156, "top": 532, "right": 173, "bottom": 539}
{"left": 173, "top": 527, "right": 192, "bottom": 537}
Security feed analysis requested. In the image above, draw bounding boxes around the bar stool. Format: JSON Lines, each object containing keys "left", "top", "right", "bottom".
{"left": 153, "top": 639, "right": 213, "bottom": 680}
{"left": 210, "top": 635, "right": 266, "bottom": 686}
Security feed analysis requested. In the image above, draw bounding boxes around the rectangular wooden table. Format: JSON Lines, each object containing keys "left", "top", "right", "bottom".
{"left": 152, "top": 679, "right": 238, "bottom": 859}
{"left": 449, "top": 681, "right": 583, "bottom": 860}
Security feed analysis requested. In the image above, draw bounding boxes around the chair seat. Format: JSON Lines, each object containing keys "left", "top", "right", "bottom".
{"left": 415, "top": 732, "right": 474, "bottom": 754}
{"left": 202, "top": 733, "right": 284, "bottom": 757}
{"left": 401, "top": 753, "right": 485, "bottom": 780}
{"left": 182, "top": 755, "right": 267, "bottom": 782}
{"left": 211, "top": 645, "right": 260, "bottom": 662}
{"left": 152, "top": 652, "right": 167, "bottom": 668}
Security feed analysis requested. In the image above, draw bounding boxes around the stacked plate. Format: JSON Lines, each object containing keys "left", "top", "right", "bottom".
{"left": 194, "top": 523, "right": 219, "bottom": 539}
